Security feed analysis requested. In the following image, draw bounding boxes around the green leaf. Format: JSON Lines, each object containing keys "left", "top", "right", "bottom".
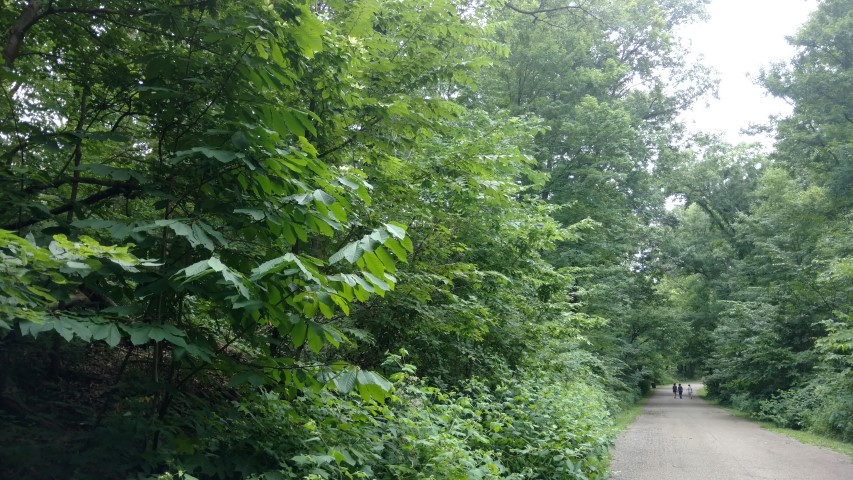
{"left": 330, "top": 242, "right": 361, "bottom": 264}
{"left": 291, "top": 320, "right": 308, "bottom": 347}
{"left": 251, "top": 253, "right": 296, "bottom": 278}
{"left": 401, "top": 235, "right": 414, "bottom": 253}
{"left": 332, "top": 367, "right": 357, "bottom": 393}
{"left": 282, "top": 111, "right": 306, "bottom": 136}
{"left": 352, "top": 274, "right": 375, "bottom": 292}
{"left": 306, "top": 322, "right": 325, "bottom": 353}
{"left": 368, "top": 228, "right": 390, "bottom": 245}
{"left": 355, "top": 370, "right": 392, "bottom": 402}
{"left": 292, "top": 10, "right": 324, "bottom": 58}
{"left": 198, "top": 222, "right": 227, "bottom": 247}
{"left": 229, "top": 369, "right": 266, "bottom": 388}
{"left": 92, "top": 323, "right": 122, "bottom": 347}
{"left": 317, "top": 294, "right": 335, "bottom": 319}
{"left": 336, "top": 176, "right": 360, "bottom": 190}
{"left": 321, "top": 324, "right": 345, "bottom": 347}
{"left": 148, "top": 325, "right": 167, "bottom": 342}
{"left": 234, "top": 208, "right": 265, "bottom": 221}
{"left": 254, "top": 38, "right": 269, "bottom": 60}
{"left": 156, "top": 220, "right": 211, "bottom": 250}
{"left": 363, "top": 272, "right": 391, "bottom": 292}
{"left": 384, "top": 238, "right": 408, "bottom": 262}
{"left": 191, "top": 223, "right": 215, "bottom": 251}
{"left": 374, "top": 246, "right": 396, "bottom": 273}
{"left": 330, "top": 294, "right": 350, "bottom": 316}
{"left": 125, "top": 325, "right": 150, "bottom": 346}
{"left": 353, "top": 284, "right": 371, "bottom": 302}
{"left": 221, "top": 269, "right": 250, "bottom": 299}
{"left": 270, "top": 41, "right": 285, "bottom": 66}
{"left": 19, "top": 320, "right": 55, "bottom": 338}
{"left": 361, "top": 251, "right": 386, "bottom": 277}
{"left": 64, "top": 317, "right": 93, "bottom": 342}
{"left": 232, "top": 299, "right": 264, "bottom": 311}
{"left": 76, "top": 163, "right": 145, "bottom": 182}
{"left": 207, "top": 257, "right": 226, "bottom": 272}
{"left": 72, "top": 219, "right": 135, "bottom": 240}
{"left": 54, "top": 320, "right": 76, "bottom": 342}
{"left": 328, "top": 201, "right": 347, "bottom": 222}
{"left": 302, "top": 296, "right": 318, "bottom": 317}
{"left": 313, "top": 189, "right": 336, "bottom": 205}
{"left": 384, "top": 222, "right": 407, "bottom": 239}
{"left": 174, "top": 146, "right": 238, "bottom": 164}
{"left": 181, "top": 259, "right": 210, "bottom": 279}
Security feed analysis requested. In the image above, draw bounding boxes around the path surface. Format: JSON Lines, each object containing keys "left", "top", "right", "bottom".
{"left": 609, "top": 385, "right": 853, "bottom": 479}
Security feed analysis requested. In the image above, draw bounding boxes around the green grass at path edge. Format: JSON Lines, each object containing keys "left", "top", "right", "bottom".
{"left": 609, "top": 395, "right": 652, "bottom": 434}
{"left": 700, "top": 397, "right": 853, "bottom": 460}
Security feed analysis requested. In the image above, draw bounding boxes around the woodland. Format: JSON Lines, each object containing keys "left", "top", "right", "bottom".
{"left": 0, "top": 0, "right": 850, "bottom": 479}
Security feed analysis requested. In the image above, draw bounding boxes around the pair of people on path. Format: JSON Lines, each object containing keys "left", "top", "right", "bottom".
{"left": 672, "top": 383, "right": 694, "bottom": 399}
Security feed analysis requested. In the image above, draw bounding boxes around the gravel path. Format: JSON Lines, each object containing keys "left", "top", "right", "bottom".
{"left": 609, "top": 384, "right": 853, "bottom": 479}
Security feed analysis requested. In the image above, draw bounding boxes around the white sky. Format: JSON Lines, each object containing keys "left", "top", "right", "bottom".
{"left": 677, "top": 0, "right": 818, "bottom": 145}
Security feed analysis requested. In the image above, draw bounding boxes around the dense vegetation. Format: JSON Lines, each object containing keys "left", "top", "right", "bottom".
{"left": 0, "top": 0, "right": 848, "bottom": 479}
{"left": 660, "top": 0, "right": 853, "bottom": 442}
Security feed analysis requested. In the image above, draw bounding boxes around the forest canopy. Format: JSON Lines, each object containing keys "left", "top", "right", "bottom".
{"left": 0, "top": 1, "right": 849, "bottom": 479}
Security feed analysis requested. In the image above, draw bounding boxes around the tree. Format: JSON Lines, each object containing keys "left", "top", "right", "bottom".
{"left": 485, "top": 0, "right": 713, "bottom": 392}
{"left": 762, "top": 0, "right": 853, "bottom": 209}
{"left": 0, "top": 1, "right": 492, "bottom": 476}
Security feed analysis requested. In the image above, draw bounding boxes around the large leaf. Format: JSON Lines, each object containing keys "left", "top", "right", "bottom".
{"left": 331, "top": 367, "right": 358, "bottom": 393}
{"left": 355, "top": 369, "right": 393, "bottom": 402}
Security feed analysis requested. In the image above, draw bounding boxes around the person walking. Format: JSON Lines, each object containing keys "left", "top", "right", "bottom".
{"left": 672, "top": 383, "right": 677, "bottom": 399}
{"left": 677, "top": 383, "right": 683, "bottom": 399}
{"left": 687, "top": 384, "right": 694, "bottom": 399}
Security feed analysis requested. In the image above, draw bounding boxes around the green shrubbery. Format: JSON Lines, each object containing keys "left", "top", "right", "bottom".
{"left": 757, "top": 386, "right": 822, "bottom": 430}
{"left": 756, "top": 375, "right": 853, "bottom": 443}
{"left": 156, "top": 361, "right": 613, "bottom": 480}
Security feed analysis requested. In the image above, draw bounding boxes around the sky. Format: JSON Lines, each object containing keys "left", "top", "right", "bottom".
{"left": 676, "top": 0, "right": 818, "bottom": 146}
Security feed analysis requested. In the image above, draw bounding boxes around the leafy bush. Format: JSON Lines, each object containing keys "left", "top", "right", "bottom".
{"left": 755, "top": 376, "right": 853, "bottom": 443}
{"left": 480, "top": 374, "right": 612, "bottom": 479}
{"left": 727, "top": 393, "right": 762, "bottom": 415}
{"left": 757, "top": 386, "right": 821, "bottom": 430}
{"left": 159, "top": 361, "right": 613, "bottom": 480}
{"left": 809, "top": 374, "right": 853, "bottom": 442}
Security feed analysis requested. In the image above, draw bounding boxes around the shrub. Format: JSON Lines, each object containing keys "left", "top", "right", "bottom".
{"left": 163, "top": 367, "right": 613, "bottom": 479}
{"left": 757, "top": 386, "right": 821, "bottom": 430}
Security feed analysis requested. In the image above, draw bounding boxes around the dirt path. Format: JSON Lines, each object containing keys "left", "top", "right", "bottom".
{"left": 609, "top": 384, "right": 853, "bottom": 479}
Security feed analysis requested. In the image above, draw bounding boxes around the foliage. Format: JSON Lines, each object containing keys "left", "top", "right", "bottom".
{"left": 0, "top": 229, "right": 151, "bottom": 331}
{"left": 0, "top": 0, "right": 638, "bottom": 476}
{"left": 14, "top": 0, "right": 845, "bottom": 477}
{"left": 654, "top": 0, "right": 853, "bottom": 444}
{"left": 477, "top": 0, "right": 715, "bottom": 398}
{"left": 761, "top": 0, "right": 853, "bottom": 205}
{"left": 142, "top": 354, "right": 612, "bottom": 480}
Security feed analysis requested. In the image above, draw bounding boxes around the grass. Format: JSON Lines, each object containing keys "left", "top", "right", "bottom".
{"left": 763, "top": 425, "right": 853, "bottom": 459}
{"left": 701, "top": 395, "right": 853, "bottom": 459}
{"left": 609, "top": 396, "right": 650, "bottom": 433}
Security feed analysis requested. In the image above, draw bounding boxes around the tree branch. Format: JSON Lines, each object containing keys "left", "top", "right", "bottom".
{"left": 504, "top": 1, "right": 597, "bottom": 24}
{"left": 693, "top": 198, "right": 735, "bottom": 238}
{"left": 3, "top": 1, "right": 212, "bottom": 70}
{"left": 3, "top": 183, "right": 136, "bottom": 231}
{"left": 505, "top": 1, "right": 583, "bottom": 16}
{"left": 19, "top": 176, "right": 136, "bottom": 194}
{"left": 3, "top": 0, "right": 41, "bottom": 68}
